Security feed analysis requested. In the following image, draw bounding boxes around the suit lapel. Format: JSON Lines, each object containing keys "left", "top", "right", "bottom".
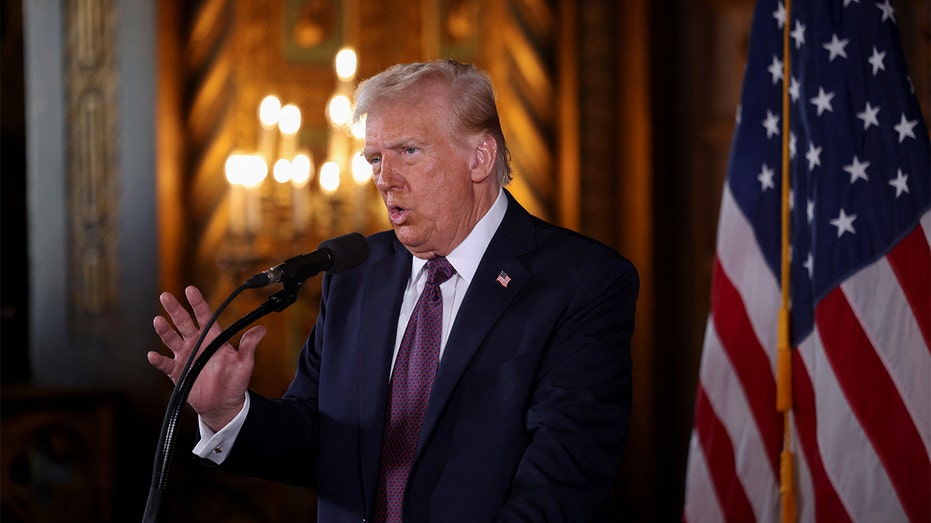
{"left": 416, "top": 192, "right": 537, "bottom": 455}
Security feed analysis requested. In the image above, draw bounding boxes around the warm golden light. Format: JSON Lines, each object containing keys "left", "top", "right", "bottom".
{"left": 225, "top": 154, "right": 248, "bottom": 234}
{"left": 225, "top": 154, "right": 267, "bottom": 186}
{"left": 291, "top": 153, "right": 313, "bottom": 186}
{"left": 319, "top": 161, "right": 341, "bottom": 193}
{"left": 273, "top": 159, "right": 292, "bottom": 183}
{"left": 239, "top": 155, "right": 268, "bottom": 188}
{"left": 335, "top": 48, "right": 357, "bottom": 81}
{"left": 328, "top": 94, "right": 353, "bottom": 126}
{"left": 225, "top": 154, "right": 245, "bottom": 185}
{"left": 351, "top": 152, "right": 372, "bottom": 184}
{"left": 350, "top": 116, "right": 365, "bottom": 140}
{"left": 278, "top": 104, "right": 302, "bottom": 135}
{"left": 259, "top": 96, "right": 282, "bottom": 128}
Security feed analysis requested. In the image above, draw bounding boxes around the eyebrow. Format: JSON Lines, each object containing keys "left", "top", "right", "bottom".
{"left": 364, "top": 136, "right": 423, "bottom": 155}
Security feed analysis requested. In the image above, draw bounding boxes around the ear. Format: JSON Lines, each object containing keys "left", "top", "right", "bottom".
{"left": 469, "top": 134, "right": 498, "bottom": 184}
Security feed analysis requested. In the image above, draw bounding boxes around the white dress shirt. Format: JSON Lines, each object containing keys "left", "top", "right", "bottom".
{"left": 195, "top": 189, "right": 508, "bottom": 464}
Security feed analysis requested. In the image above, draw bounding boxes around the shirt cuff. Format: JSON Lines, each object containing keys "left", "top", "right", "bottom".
{"left": 192, "top": 393, "right": 250, "bottom": 465}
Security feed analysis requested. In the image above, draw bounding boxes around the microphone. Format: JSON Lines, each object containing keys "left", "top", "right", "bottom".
{"left": 245, "top": 232, "right": 370, "bottom": 289}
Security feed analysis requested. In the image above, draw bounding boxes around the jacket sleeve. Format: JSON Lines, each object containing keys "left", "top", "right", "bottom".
{"left": 216, "top": 367, "right": 321, "bottom": 487}
{"left": 214, "top": 274, "right": 333, "bottom": 487}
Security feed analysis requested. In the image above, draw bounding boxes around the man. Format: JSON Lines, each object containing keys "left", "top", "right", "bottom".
{"left": 149, "top": 59, "right": 638, "bottom": 522}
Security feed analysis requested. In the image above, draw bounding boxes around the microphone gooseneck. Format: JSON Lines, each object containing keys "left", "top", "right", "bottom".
{"left": 245, "top": 232, "right": 370, "bottom": 288}
{"left": 143, "top": 232, "right": 369, "bottom": 522}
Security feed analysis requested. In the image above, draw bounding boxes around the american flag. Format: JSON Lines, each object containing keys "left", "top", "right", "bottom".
{"left": 683, "top": 0, "right": 930, "bottom": 521}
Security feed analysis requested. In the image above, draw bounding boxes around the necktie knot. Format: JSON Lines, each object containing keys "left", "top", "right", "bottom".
{"left": 425, "top": 256, "right": 455, "bottom": 286}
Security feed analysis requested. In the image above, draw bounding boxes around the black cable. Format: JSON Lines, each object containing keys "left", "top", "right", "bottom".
{"left": 141, "top": 282, "right": 305, "bottom": 522}
{"left": 142, "top": 284, "right": 245, "bottom": 522}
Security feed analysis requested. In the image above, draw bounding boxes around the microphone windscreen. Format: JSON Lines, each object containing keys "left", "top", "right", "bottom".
{"left": 318, "top": 232, "right": 370, "bottom": 273}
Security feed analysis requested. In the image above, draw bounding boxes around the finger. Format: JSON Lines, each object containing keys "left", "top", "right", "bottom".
{"left": 153, "top": 315, "right": 184, "bottom": 351}
{"left": 185, "top": 286, "right": 224, "bottom": 337}
{"left": 161, "top": 291, "right": 199, "bottom": 338}
{"left": 146, "top": 350, "right": 177, "bottom": 380}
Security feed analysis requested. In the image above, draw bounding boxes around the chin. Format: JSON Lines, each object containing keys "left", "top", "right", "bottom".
{"left": 393, "top": 228, "right": 421, "bottom": 248}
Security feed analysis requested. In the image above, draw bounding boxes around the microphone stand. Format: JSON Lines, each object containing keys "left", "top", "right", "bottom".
{"left": 141, "top": 280, "right": 305, "bottom": 523}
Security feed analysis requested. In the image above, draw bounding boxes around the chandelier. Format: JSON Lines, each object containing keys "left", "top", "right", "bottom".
{"left": 218, "top": 48, "right": 377, "bottom": 277}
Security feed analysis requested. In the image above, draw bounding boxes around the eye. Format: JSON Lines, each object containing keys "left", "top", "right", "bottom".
{"left": 367, "top": 155, "right": 381, "bottom": 165}
{"left": 403, "top": 146, "right": 418, "bottom": 155}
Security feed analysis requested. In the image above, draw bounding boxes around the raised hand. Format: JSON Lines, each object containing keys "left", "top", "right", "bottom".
{"left": 147, "top": 286, "right": 266, "bottom": 431}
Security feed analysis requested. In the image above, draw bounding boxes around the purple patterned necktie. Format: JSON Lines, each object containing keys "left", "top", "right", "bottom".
{"left": 375, "top": 256, "right": 456, "bottom": 523}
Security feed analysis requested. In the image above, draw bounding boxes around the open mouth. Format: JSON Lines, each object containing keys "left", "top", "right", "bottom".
{"left": 388, "top": 205, "right": 407, "bottom": 224}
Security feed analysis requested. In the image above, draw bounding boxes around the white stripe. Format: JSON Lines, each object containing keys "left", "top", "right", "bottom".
{"left": 788, "top": 417, "right": 816, "bottom": 523}
{"left": 798, "top": 332, "right": 909, "bottom": 522}
{"left": 700, "top": 319, "right": 780, "bottom": 523}
{"left": 717, "top": 185, "right": 781, "bottom": 374}
{"left": 684, "top": 430, "right": 726, "bottom": 523}
{"left": 840, "top": 256, "right": 931, "bottom": 456}
{"left": 921, "top": 211, "right": 931, "bottom": 247}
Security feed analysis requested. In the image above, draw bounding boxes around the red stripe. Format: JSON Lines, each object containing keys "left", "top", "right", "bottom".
{"left": 885, "top": 224, "right": 931, "bottom": 349}
{"left": 816, "top": 289, "right": 931, "bottom": 523}
{"left": 791, "top": 350, "right": 852, "bottom": 522}
{"left": 711, "top": 258, "right": 784, "bottom": 476}
{"left": 694, "top": 384, "right": 756, "bottom": 522}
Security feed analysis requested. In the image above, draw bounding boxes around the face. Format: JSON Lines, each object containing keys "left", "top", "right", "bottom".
{"left": 362, "top": 88, "right": 498, "bottom": 259}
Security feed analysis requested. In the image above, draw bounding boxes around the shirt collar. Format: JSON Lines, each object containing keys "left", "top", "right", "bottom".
{"left": 409, "top": 188, "right": 508, "bottom": 286}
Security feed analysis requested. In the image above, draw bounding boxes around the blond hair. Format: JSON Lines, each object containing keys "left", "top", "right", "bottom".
{"left": 353, "top": 60, "right": 512, "bottom": 186}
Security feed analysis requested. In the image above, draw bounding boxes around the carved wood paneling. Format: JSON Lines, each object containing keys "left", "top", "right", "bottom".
{"left": 356, "top": 0, "right": 424, "bottom": 74}
{"left": 155, "top": 0, "right": 929, "bottom": 520}
{"left": 183, "top": 0, "right": 239, "bottom": 289}
{"left": 483, "top": 0, "right": 559, "bottom": 221}
{"left": 577, "top": 0, "right": 618, "bottom": 241}
{"left": 161, "top": 0, "right": 570, "bottom": 398}
{"left": 64, "top": 0, "right": 119, "bottom": 344}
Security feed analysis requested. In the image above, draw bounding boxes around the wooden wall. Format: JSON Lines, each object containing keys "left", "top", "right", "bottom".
{"left": 2, "top": 0, "right": 926, "bottom": 520}
{"left": 153, "top": 0, "right": 930, "bottom": 520}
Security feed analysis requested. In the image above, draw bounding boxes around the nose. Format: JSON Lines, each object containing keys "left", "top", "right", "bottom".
{"left": 373, "top": 157, "right": 401, "bottom": 191}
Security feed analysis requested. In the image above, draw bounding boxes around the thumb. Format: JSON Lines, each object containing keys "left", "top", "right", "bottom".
{"left": 237, "top": 325, "right": 266, "bottom": 361}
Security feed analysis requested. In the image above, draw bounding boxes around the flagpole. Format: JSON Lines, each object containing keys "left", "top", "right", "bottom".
{"left": 778, "top": 0, "right": 796, "bottom": 521}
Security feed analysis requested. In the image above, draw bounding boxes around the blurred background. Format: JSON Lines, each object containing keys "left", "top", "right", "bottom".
{"left": 1, "top": 0, "right": 927, "bottom": 521}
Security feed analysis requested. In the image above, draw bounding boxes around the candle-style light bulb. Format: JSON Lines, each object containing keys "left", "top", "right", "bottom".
{"left": 273, "top": 158, "right": 292, "bottom": 184}
{"left": 335, "top": 48, "right": 357, "bottom": 81}
{"left": 225, "top": 153, "right": 247, "bottom": 235}
{"left": 291, "top": 152, "right": 314, "bottom": 234}
{"left": 291, "top": 153, "right": 313, "bottom": 187}
{"left": 351, "top": 152, "right": 372, "bottom": 185}
{"left": 319, "top": 161, "right": 341, "bottom": 193}
{"left": 278, "top": 104, "right": 302, "bottom": 136}
{"left": 328, "top": 94, "right": 353, "bottom": 126}
{"left": 350, "top": 116, "right": 366, "bottom": 140}
{"left": 259, "top": 95, "right": 282, "bottom": 128}
{"left": 228, "top": 154, "right": 267, "bottom": 235}
{"left": 258, "top": 96, "right": 282, "bottom": 162}
{"left": 241, "top": 155, "right": 268, "bottom": 188}
{"left": 225, "top": 154, "right": 244, "bottom": 185}
{"left": 278, "top": 104, "right": 302, "bottom": 160}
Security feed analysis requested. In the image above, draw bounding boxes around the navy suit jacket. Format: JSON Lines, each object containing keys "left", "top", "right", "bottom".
{"left": 223, "top": 191, "right": 638, "bottom": 522}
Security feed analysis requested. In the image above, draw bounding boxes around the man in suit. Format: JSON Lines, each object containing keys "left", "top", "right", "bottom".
{"left": 149, "top": 59, "right": 638, "bottom": 522}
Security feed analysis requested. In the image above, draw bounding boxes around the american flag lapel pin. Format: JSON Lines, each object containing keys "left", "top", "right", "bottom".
{"left": 496, "top": 270, "right": 511, "bottom": 288}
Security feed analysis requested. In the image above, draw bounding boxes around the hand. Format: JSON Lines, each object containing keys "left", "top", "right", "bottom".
{"left": 147, "top": 286, "right": 266, "bottom": 432}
